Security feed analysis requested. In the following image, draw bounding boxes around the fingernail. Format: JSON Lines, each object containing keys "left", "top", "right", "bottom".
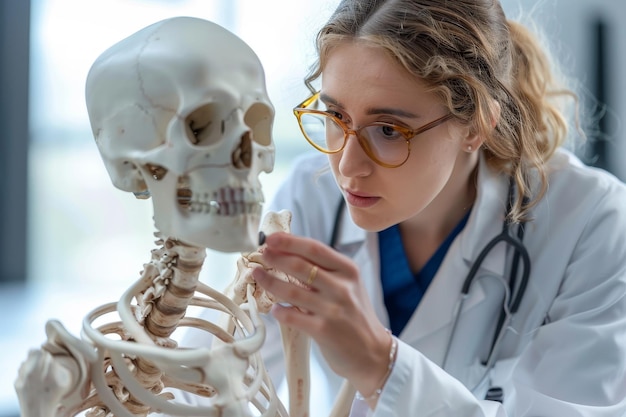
{"left": 258, "top": 231, "right": 266, "bottom": 246}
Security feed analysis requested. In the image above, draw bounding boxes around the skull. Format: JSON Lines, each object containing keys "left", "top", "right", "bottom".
{"left": 85, "top": 17, "right": 275, "bottom": 252}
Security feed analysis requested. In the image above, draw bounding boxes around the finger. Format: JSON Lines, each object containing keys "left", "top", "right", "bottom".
{"left": 260, "top": 246, "right": 330, "bottom": 290}
{"left": 270, "top": 303, "right": 322, "bottom": 336}
{"left": 263, "top": 232, "right": 348, "bottom": 271}
{"left": 260, "top": 232, "right": 356, "bottom": 290}
{"left": 252, "top": 267, "right": 327, "bottom": 313}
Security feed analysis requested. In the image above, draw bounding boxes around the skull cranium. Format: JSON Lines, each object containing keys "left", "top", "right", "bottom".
{"left": 85, "top": 17, "right": 275, "bottom": 252}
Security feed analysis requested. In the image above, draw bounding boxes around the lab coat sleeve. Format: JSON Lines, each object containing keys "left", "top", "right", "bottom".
{"left": 370, "top": 340, "right": 506, "bottom": 417}
{"left": 507, "top": 187, "right": 626, "bottom": 416}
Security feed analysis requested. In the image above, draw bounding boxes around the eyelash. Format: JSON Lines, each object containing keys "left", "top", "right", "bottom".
{"left": 324, "top": 106, "right": 407, "bottom": 129}
{"left": 325, "top": 108, "right": 345, "bottom": 121}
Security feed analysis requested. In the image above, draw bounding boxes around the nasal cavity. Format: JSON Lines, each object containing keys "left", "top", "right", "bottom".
{"left": 232, "top": 131, "right": 252, "bottom": 169}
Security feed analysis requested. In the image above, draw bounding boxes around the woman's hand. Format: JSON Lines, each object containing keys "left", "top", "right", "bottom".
{"left": 252, "top": 231, "right": 393, "bottom": 399}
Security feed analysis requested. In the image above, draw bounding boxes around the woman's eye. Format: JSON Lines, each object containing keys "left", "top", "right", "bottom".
{"left": 327, "top": 110, "right": 343, "bottom": 120}
{"left": 373, "top": 125, "right": 404, "bottom": 141}
{"left": 382, "top": 125, "right": 402, "bottom": 137}
{"left": 381, "top": 125, "right": 396, "bottom": 136}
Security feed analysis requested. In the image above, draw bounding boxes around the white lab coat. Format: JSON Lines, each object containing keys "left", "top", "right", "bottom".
{"left": 257, "top": 148, "right": 626, "bottom": 417}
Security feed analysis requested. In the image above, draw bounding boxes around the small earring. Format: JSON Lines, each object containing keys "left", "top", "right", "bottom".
{"left": 467, "top": 145, "right": 473, "bottom": 152}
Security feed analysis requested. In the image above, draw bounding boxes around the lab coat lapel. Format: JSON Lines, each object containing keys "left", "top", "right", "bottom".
{"left": 401, "top": 155, "right": 511, "bottom": 351}
{"left": 352, "top": 233, "right": 389, "bottom": 325}
{"left": 459, "top": 154, "right": 511, "bottom": 275}
{"left": 334, "top": 207, "right": 389, "bottom": 326}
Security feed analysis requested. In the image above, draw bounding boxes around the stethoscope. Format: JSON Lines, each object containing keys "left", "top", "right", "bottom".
{"left": 329, "top": 178, "right": 531, "bottom": 402}
{"left": 444, "top": 178, "right": 531, "bottom": 400}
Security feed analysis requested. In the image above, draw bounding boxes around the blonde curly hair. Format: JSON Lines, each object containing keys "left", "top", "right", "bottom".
{"left": 305, "top": 0, "right": 577, "bottom": 222}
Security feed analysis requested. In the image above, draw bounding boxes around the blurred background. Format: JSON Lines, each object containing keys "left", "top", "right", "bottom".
{"left": 0, "top": 1, "right": 624, "bottom": 416}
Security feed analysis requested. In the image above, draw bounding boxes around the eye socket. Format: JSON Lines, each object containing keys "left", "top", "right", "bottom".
{"left": 189, "top": 121, "right": 211, "bottom": 143}
{"left": 244, "top": 102, "right": 273, "bottom": 146}
{"left": 185, "top": 103, "right": 221, "bottom": 146}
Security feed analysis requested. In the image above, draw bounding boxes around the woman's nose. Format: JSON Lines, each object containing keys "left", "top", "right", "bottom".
{"left": 337, "top": 132, "right": 373, "bottom": 177}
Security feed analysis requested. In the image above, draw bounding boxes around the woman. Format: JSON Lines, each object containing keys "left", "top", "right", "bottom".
{"left": 251, "top": 0, "right": 626, "bottom": 416}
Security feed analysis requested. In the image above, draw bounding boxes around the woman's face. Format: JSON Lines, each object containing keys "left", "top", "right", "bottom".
{"left": 321, "top": 41, "right": 474, "bottom": 231}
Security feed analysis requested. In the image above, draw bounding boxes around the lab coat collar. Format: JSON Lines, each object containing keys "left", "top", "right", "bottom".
{"left": 333, "top": 199, "right": 367, "bottom": 249}
{"left": 460, "top": 152, "right": 510, "bottom": 276}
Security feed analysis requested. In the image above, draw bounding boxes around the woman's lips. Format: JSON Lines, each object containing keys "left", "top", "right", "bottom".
{"left": 344, "top": 189, "right": 381, "bottom": 208}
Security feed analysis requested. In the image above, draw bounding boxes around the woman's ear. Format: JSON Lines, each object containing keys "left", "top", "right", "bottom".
{"left": 463, "top": 135, "right": 482, "bottom": 153}
{"left": 462, "top": 126, "right": 483, "bottom": 153}
{"left": 464, "top": 99, "right": 501, "bottom": 153}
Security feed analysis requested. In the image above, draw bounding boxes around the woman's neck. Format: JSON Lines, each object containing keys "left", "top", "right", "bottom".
{"left": 399, "top": 154, "right": 479, "bottom": 272}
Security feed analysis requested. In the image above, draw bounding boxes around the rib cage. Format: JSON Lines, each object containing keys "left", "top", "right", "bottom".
{"left": 81, "top": 233, "right": 207, "bottom": 417}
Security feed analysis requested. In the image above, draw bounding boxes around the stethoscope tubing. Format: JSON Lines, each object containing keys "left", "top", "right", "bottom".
{"left": 445, "top": 180, "right": 531, "bottom": 394}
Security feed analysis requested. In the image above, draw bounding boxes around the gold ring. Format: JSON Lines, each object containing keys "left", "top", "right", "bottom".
{"left": 306, "top": 265, "right": 318, "bottom": 287}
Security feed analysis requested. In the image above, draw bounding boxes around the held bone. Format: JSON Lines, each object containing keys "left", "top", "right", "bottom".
{"left": 224, "top": 210, "right": 294, "bottom": 313}
{"left": 228, "top": 210, "right": 358, "bottom": 417}
{"left": 221, "top": 210, "right": 312, "bottom": 417}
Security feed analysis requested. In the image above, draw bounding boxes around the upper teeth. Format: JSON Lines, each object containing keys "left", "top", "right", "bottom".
{"left": 187, "top": 187, "right": 263, "bottom": 216}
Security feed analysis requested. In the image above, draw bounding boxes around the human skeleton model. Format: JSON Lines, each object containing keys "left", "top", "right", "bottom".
{"left": 14, "top": 17, "right": 356, "bottom": 417}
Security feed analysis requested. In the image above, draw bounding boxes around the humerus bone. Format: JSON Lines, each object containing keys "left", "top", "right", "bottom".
{"left": 222, "top": 210, "right": 311, "bottom": 417}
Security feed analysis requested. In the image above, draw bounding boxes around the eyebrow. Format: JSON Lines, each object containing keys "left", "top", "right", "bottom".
{"left": 319, "top": 92, "right": 420, "bottom": 119}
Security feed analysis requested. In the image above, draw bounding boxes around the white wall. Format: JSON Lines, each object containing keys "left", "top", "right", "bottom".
{"left": 502, "top": 0, "right": 626, "bottom": 180}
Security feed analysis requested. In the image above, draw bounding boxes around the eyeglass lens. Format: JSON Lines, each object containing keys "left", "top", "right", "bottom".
{"left": 298, "top": 112, "right": 409, "bottom": 166}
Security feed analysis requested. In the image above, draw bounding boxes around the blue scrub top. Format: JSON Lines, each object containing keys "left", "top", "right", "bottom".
{"left": 379, "top": 210, "right": 471, "bottom": 335}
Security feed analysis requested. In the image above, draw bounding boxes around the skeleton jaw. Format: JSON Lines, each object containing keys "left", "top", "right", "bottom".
{"left": 156, "top": 182, "right": 264, "bottom": 252}
{"left": 180, "top": 186, "right": 264, "bottom": 216}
